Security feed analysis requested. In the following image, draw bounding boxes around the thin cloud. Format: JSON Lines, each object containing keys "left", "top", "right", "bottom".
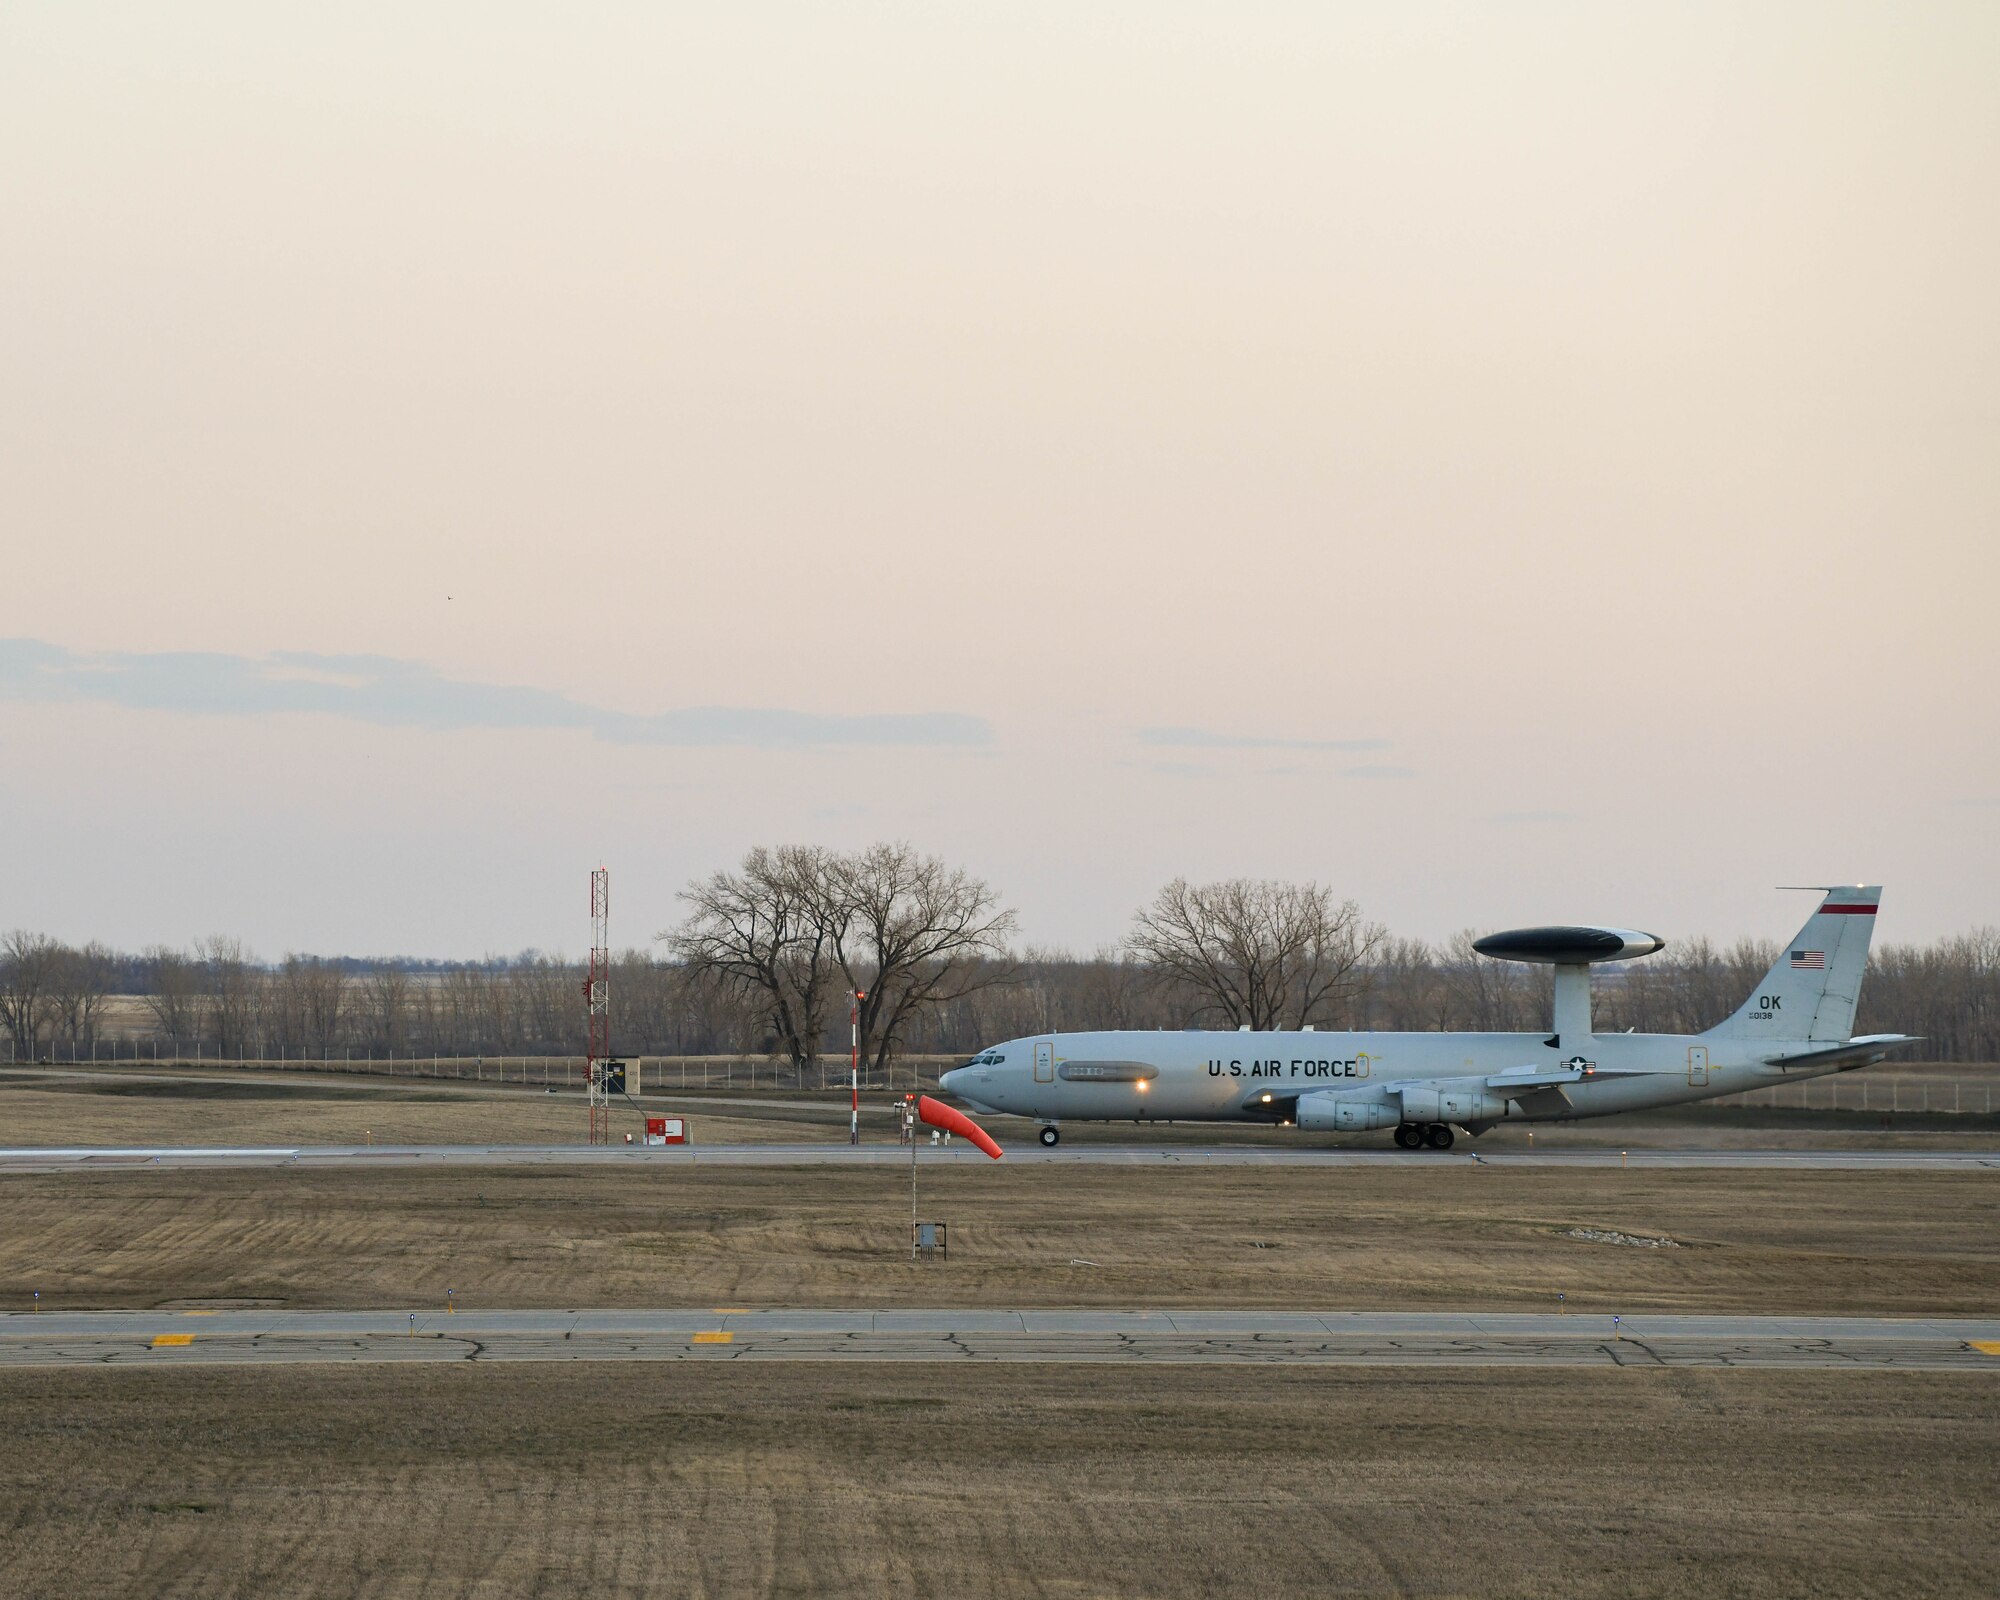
{"left": 1113, "top": 758, "right": 1214, "bottom": 779}
{"left": 1340, "top": 763, "right": 1416, "bottom": 780}
{"left": 1138, "top": 725, "right": 1390, "bottom": 752}
{"left": 1490, "top": 809, "right": 1575, "bottom": 824}
{"left": 0, "top": 639, "right": 990, "bottom": 749}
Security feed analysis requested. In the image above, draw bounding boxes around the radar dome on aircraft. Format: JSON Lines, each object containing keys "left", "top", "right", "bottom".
{"left": 1472, "top": 926, "right": 1665, "bottom": 964}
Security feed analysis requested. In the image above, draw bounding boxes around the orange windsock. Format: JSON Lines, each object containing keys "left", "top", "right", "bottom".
{"left": 916, "top": 1094, "right": 1004, "bottom": 1159}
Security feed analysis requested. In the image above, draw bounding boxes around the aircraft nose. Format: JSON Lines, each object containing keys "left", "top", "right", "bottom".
{"left": 939, "top": 1068, "right": 965, "bottom": 1093}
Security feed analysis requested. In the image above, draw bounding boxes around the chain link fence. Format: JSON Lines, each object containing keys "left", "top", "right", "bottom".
{"left": 2, "top": 1041, "right": 961, "bottom": 1095}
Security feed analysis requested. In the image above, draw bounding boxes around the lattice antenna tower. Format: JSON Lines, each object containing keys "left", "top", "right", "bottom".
{"left": 587, "top": 866, "right": 610, "bottom": 1144}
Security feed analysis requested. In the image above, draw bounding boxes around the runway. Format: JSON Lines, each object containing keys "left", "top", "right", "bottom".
{"left": 4, "top": 1308, "right": 1996, "bottom": 1369}
{"left": 1, "top": 1141, "right": 1997, "bottom": 1172}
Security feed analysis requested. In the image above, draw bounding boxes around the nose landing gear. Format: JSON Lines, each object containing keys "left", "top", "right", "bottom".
{"left": 1038, "top": 1125, "right": 1061, "bottom": 1147}
{"left": 1394, "top": 1123, "right": 1456, "bottom": 1151}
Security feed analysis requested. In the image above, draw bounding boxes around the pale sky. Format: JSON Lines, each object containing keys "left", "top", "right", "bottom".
{"left": 3, "top": 2, "right": 1996, "bottom": 958}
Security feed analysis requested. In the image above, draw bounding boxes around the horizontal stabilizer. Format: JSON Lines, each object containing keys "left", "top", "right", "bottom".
{"left": 1763, "top": 1034, "right": 1922, "bottom": 1071}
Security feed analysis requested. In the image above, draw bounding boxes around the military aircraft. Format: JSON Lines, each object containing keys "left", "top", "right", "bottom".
{"left": 938, "top": 886, "right": 1916, "bottom": 1149}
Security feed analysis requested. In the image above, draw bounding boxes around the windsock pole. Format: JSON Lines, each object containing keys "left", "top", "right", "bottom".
{"left": 909, "top": 1093, "right": 1002, "bottom": 1258}
{"left": 849, "top": 990, "right": 864, "bottom": 1147}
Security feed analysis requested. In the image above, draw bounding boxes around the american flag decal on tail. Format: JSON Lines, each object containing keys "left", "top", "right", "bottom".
{"left": 1791, "top": 949, "right": 1825, "bottom": 969}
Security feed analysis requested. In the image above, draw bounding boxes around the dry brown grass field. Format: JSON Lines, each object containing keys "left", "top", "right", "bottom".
{"left": 0, "top": 1070, "right": 846, "bottom": 1147}
{"left": 1, "top": 1363, "right": 1993, "bottom": 1598}
{"left": 3, "top": 1160, "right": 1995, "bottom": 1315}
{"left": 4, "top": 1068, "right": 1996, "bottom": 1598}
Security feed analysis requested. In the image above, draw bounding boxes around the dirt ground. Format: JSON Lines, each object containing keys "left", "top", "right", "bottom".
{"left": 3, "top": 1161, "right": 1995, "bottom": 1315}
{"left": 1, "top": 1363, "right": 1992, "bottom": 1599}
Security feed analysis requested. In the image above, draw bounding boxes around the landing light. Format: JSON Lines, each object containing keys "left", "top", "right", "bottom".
{"left": 1260, "top": 1093, "right": 1272, "bottom": 1103}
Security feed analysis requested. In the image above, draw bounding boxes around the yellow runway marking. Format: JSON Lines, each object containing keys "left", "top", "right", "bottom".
{"left": 182, "top": 1310, "right": 216, "bottom": 1316}
{"left": 150, "top": 1334, "right": 195, "bottom": 1348}
{"left": 712, "top": 1308, "right": 749, "bottom": 1314}
{"left": 692, "top": 1332, "right": 733, "bottom": 1345}
{"left": 1971, "top": 1341, "right": 2000, "bottom": 1356}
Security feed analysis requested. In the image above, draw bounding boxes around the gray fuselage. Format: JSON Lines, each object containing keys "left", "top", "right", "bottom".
{"left": 939, "top": 1027, "right": 1853, "bottom": 1129}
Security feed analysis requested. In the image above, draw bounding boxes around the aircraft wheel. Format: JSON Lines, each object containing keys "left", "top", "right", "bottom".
{"left": 1038, "top": 1125, "right": 1060, "bottom": 1147}
{"left": 1424, "top": 1123, "right": 1455, "bottom": 1150}
{"left": 1393, "top": 1124, "right": 1422, "bottom": 1150}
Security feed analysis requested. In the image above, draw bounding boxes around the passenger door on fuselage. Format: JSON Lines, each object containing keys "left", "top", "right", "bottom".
{"left": 1034, "top": 1041, "right": 1054, "bottom": 1082}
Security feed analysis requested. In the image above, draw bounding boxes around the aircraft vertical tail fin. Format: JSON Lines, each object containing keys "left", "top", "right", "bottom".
{"left": 1707, "top": 886, "right": 1883, "bottom": 1044}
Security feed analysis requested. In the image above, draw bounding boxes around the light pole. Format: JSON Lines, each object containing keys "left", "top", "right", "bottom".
{"left": 850, "top": 990, "right": 866, "bottom": 1146}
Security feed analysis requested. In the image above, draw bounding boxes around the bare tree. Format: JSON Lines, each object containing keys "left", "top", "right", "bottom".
{"left": 196, "top": 935, "right": 257, "bottom": 1058}
{"left": 1126, "top": 878, "right": 1382, "bottom": 1030}
{"left": 0, "top": 930, "right": 62, "bottom": 1059}
{"left": 1439, "top": 929, "right": 1544, "bottom": 1031}
{"left": 269, "top": 955, "right": 348, "bottom": 1056}
{"left": 612, "top": 950, "right": 682, "bottom": 1056}
{"left": 667, "top": 846, "right": 840, "bottom": 1075}
{"left": 436, "top": 967, "right": 498, "bottom": 1055}
{"left": 1857, "top": 928, "right": 1997, "bottom": 1062}
{"left": 143, "top": 945, "right": 206, "bottom": 1053}
{"left": 1069, "top": 945, "right": 1151, "bottom": 1033}
{"left": 49, "top": 940, "right": 117, "bottom": 1058}
{"left": 820, "top": 843, "right": 1017, "bottom": 1072}
{"left": 1656, "top": 936, "right": 1732, "bottom": 1035}
{"left": 503, "top": 956, "right": 579, "bottom": 1055}
{"left": 362, "top": 963, "right": 411, "bottom": 1055}
{"left": 1370, "top": 936, "right": 1444, "bottom": 1031}
{"left": 666, "top": 844, "right": 1015, "bottom": 1075}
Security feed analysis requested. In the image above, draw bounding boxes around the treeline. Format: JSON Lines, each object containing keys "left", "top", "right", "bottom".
{"left": 3, "top": 930, "right": 1996, "bottom": 1063}
{"left": 3, "top": 860, "right": 1996, "bottom": 1062}
{"left": 974, "top": 931, "right": 2000, "bottom": 1060}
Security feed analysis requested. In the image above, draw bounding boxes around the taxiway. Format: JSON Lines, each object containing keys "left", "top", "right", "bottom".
{"left": 4, "top": 1308, "right": 1997, "bottom": 1368}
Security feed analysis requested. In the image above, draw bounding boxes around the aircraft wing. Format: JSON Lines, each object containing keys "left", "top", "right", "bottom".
{"left": 1763, "top": 1034, "right": 1922, "bottom": 1071}
{"left": 1482, "top": 1064, "right": 1660, "bottom": 1097}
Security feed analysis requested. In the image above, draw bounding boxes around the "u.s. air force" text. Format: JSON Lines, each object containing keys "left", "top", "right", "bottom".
{"left": 1206, "top": 1058, "right": 1372, "bottom": 1079}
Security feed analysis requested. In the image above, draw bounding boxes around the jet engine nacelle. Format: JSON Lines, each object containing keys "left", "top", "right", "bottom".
{"left": 1295, "top": 1092, "right": 1401, "bottom": 1132}
{"left": 1399, "top": 1085, "right": 1508, "bottom": 1124}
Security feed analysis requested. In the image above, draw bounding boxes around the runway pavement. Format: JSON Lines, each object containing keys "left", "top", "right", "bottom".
{"left": 2, "top": 1141, "right": 1997, "bottom": 1171}
{"left": 3, "top": 1308, "right": 1997, "bottom": 1369}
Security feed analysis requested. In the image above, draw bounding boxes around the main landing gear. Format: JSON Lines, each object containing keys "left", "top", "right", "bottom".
{"left": 1394, "top": 1123, "right": 1455, "bottom": 1151}
{"left": 1038, "top": 1125, "right": 1061, "bottom": 1147}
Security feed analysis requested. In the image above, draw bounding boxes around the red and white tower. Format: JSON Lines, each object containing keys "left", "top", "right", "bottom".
{"left": 586, "top": 866, "right": 610, "bottom": 1144}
